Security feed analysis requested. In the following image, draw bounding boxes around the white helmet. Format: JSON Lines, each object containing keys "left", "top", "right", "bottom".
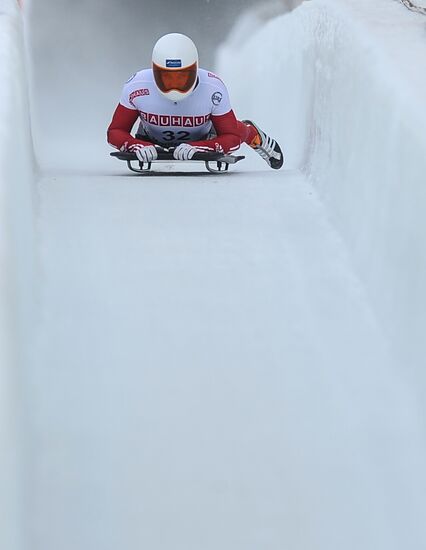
{"left": 152, "top": 33, "right": 199, "bottom": 102}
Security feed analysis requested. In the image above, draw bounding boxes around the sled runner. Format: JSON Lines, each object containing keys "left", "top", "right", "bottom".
{"left": 110, "top": 149, "right": 245, "bottom": 175}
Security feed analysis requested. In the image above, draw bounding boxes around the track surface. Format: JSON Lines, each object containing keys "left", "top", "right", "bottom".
{"left": 27, "top": 159, "right": 414, "bottom": 550}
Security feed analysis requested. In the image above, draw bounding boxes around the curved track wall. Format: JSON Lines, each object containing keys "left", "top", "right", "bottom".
{"left": 219, "top": 0, "right": 426, "bottom": 374}
{"left": 2, "top": 0, "right": 426, "bottom": 548}
{"left": 0, "top": 1, "right": 34, "bottom": 549}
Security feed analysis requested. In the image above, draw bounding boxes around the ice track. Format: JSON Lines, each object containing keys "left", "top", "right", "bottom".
{"left": 28, "top": 158, "right": 412, "bottom": 550}
{"left": 2, "top": 0, "right": 422, "bottom": 548}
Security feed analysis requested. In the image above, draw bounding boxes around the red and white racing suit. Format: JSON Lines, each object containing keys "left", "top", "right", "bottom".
{"left": 107, "top": 68, "right": 257, "bottom": 154}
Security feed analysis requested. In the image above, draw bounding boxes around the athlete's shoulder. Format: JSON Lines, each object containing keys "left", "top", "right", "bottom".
{"left": 120, "top": 69, "right": 156, "bottom": 109}
{"left": 122, "top": 69, "right": 153, "bottom": 90}
{"left": 198, "top": 68, "right": 227, "bottom": 88}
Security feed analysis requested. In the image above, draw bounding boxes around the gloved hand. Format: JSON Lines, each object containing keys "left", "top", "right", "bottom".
{"left": 173, "top": 143, "right": 198, "bottom": 161}
{"left": 129, "top": 143, "right": 158, "bottom": 163}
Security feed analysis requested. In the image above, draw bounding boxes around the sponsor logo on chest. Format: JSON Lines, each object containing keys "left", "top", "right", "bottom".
{"left": 129, "top": 89, "right": 150, "bottom": 106}
{"left": 140, "top": 111, "right": 211, "bottom": 127}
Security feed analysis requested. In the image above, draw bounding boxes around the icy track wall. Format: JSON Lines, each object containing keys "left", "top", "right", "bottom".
{"left": 0, "top": 1, "right": 34, "bottom": 549}
{"left": 219, "top": 0, "right": 426, "bottom": 372}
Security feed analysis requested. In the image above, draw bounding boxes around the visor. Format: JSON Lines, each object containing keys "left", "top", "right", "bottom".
{"left": 153, "top": 62, "right": 198, "bottom": 94}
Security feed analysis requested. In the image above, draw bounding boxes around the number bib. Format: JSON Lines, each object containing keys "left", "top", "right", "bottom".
{"left": 137, "top": 110, "right": 212, "bottom": 147}
{"left": 120, "top": 68, "right": 232, "bottom": 147}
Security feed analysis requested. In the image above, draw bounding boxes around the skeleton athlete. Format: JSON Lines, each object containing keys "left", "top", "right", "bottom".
{"left": 107, "top": 33, "right": 284, "bottom": 169}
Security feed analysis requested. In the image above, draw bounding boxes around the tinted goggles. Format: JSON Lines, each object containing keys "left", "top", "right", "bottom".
{"left": 153, "top": 62, "right": 198, "bottom": 94}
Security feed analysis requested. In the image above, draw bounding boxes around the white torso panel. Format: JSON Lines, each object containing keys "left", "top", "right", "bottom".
{"left": 120, "top": 69, "right": 232, "bottom": 147}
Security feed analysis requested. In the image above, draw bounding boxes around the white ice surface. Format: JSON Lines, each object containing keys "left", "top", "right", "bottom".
{"left": 0, "top": 0, "right": 423, "bottom": 549}
{"left": 27, "top": 157, "right": 425, "bottom": 550}
{"left": 0, "top": 2, "right": 34, "bottom": 550}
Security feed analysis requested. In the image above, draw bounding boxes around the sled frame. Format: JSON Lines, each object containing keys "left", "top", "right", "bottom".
{"left": 111, "top": 149, "right": 245, "bottom": 175}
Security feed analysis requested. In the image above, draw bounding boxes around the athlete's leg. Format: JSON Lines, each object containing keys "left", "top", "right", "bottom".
{"left": 208, "top": 120, "right": 258, "bottom": 145}
{"left": 239, "top": 119, "right": 284, "bottom": 170}
{"left": 236, "top": 120, "right": 259, "bottom": 146}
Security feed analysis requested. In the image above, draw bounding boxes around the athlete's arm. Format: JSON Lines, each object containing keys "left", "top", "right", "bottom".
{"left": 107, "top": 104, "right": 152, "bottom": 150}
{"left": 188, "top": 110, "right": 242, "bottom": 154}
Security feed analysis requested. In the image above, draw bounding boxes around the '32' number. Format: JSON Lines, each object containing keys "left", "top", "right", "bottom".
{"left": 162, "top": 130, "right": 191, "bottom": 142}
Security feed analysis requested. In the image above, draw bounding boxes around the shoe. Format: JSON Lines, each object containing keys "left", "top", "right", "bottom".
{"left": 243, "top": 119, "right": 284, "bottom": 170}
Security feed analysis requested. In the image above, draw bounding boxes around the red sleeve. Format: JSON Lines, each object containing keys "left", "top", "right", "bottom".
{"left": 107, "top": 104, "right": 152, "bottom": 150}
{"left": 189, "top": 110, "right": 242, "bottom": 154}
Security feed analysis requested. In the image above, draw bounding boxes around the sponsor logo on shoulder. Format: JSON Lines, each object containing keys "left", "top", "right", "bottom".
{"left": 166, "top": 59, "right": 182, "bottom": 68}
{"left": 126, "top": 73, "right": 137, "bottom": 83}
{"left": 129, "top": 89, "right": 150, "bottom": 106}
{"left": 208, "top": 72, "right": 223, "bottom": 83}
{"left": 211, "top": 92, "right": 223, "bottom": 106}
